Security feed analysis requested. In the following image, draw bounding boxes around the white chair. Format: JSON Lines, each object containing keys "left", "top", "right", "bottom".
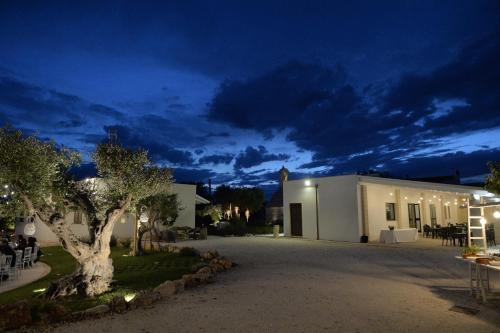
{"left": 30, "top": 245, "right": 38, "bottom": 266}
{"left": 22, "top": 247, "right": 32, "bottom": 269}
{"left": 0, "top": 255, "right": 13, "bottom": 284}
{"left": 15, "top": 250, "right": 23, "bottom": 277}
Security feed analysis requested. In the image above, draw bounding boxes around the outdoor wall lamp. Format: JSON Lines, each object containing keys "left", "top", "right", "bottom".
{"left": 494, "top": 211, "right": 500, "bottom": 219}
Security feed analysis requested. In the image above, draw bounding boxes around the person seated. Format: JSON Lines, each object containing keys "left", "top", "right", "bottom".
{"left": 0, "top": 239, "right": 16, "bottom": 267}
{"left": 27, "top": 236, "right": 41, "bottom": 262}
{"left": 15, "top": 234, "right": 27, "bottom": 251}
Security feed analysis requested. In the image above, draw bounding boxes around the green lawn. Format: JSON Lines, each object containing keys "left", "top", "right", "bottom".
{"left": 0, "top": 246, "right": 201, "bottom": 311}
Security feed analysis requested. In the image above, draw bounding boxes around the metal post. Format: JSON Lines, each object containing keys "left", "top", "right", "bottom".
{"left": 315, "top": 184, "right": 319, "bottom": 240}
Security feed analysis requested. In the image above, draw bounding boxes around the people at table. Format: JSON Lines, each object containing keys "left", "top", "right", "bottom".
{"left": 15, "top": 234, "right": 27, "bottom": 251}
{"left": 27, "top": 236, "right": 41, "bottom": 262}
{"left": 0, "top": 239, "right": 17, "bottom": 267}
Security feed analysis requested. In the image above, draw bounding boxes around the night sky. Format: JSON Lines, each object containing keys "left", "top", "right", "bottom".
{"left": 1, "top": 1, "right": 499, "bottom": 195}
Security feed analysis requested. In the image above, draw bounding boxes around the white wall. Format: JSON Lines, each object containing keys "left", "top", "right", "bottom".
{"left": 15, "top": 183, "right": 196, "bottom": 245}
{"left": 283, "top": 175, "right": 361, "bottom": 242}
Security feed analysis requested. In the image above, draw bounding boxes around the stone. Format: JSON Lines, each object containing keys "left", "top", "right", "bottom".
{"left": 193, "top": 271, "right": 215, "bottom": 284}
{"left": 200, "top": 250, "right": 219, "bottom": 260}
{"left": 173, "top": 279, "right": 185, "bottom": 292}
{"left": 0, "top": 300, "right": 32, "bottom": 330}
{"left": 154, "top": 280, "right": 178, "bottom": 297}
{"left": 42, "top": 304, "right": 68, "bottom": 323}
{"left": 110, "top": 296, "right": 128, "bottom": 313}
{"left": 84, "top": 304, "right": 110, "bottom": 316}
{"left": 182, "top": 274, "right": 197, "bottom": 288}
{"left": 130, "top": 291, "right": 162, "bottom": 309}
{"left": 196, "top": 266, "right": 213, "bottom": 275}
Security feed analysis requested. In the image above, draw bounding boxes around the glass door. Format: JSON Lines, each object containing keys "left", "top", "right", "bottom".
{"left": 408, "top": 203, "right": 422, "bottom": 232}
{"left": 429, "top": 204, "right": 437, "bottom": 226}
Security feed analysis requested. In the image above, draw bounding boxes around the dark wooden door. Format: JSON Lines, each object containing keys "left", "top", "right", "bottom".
{"left": 290, "top": 203, "right": 303, "bottom": 236}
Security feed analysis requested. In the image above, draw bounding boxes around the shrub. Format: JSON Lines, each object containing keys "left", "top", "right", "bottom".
{"left": 179, "top": 246, "right": 199, "bottom": 257}
{"left": 109, "top": 235, "right": 118, "bottom": 247}
{"left": 120, "top": 238, "right": 132, "bottom": 249}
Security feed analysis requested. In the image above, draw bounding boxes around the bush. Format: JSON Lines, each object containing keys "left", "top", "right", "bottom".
{"left": 120, "top": 238, "right": 132, "bottom": 249}
{"left": 179, "top": 246, "right": 199, "bottom": 257}
{"left": 109, "top": 235, "right": 118, "bottom": 247}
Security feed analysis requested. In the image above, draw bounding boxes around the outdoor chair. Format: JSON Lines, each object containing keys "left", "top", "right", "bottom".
{"left": 0, "top": 255, "right": 13, "bottom": 284}
{"left": 441, "top": 227, "right": 454, "bottom": 246}
{"left": 14, "top": 250, "right": 23, "bottom": 276}
{"left": 22, "top": 247, "right": 32, "bottom": 269}
{"left": 423, "top": 225, "right": 431, "bottom": 238}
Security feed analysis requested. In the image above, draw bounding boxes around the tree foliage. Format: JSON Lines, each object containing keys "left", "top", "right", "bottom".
{"left": 485, "top": 161, "right": 500, "bottom": 195}
{"left": 214, "top": 185, "right": 264, "bottom": 216}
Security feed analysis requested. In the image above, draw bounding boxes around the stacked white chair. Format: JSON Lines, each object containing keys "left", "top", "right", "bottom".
{"left": 0, "top": 255, "right": 13, "bottom": 284}
{"left": 22, "top": 247, "right": 32, "bottom": 269}
{"left": 15, "top": 250, "right": 23, "bottom": 277}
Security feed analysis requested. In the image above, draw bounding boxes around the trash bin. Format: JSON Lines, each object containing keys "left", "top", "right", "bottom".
{"left": 200, "top": 227, "right": 208, "bottom": 240}
{"left": 273, "top": 225, "right": 280, "bottom": 238}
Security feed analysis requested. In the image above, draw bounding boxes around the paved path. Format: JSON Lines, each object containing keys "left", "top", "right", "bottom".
{"left": 53, "top": 237, "right": 500, "bottom": 332}
{"left": 0, "top": 262, "right": 51, "bottom": 294}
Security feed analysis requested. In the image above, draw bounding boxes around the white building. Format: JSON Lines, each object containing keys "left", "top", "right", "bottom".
{"left": 283, "top": 175, "right": 497, "bottom": 243}
{"left": 16, "top": 183, "right": 208, "bottom": 245}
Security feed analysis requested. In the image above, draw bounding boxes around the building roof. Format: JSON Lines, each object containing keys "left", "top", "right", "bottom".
{"left": 195, "top": 194, "right": 210, "bottom": 205}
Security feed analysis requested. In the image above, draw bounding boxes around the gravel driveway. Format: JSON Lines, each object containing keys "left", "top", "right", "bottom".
{"left": 52, "top": 236, "right": 500, "bottom": 333}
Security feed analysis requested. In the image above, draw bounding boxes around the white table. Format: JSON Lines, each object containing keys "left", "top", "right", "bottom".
{"left": 379, "top": 228, "right": 418, "bottom": 244}
{"left": 455, "top": 256, "right": 500, "bottom": 303}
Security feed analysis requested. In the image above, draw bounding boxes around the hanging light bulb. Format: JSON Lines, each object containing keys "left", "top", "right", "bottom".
{"left": 493, "top": 211, "right": 500, "bottom": 219}
{"left": 480, "top": 217, "right": 487, "bottom": 225}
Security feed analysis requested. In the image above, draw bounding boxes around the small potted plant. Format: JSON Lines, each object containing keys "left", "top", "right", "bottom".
{"left": 462, "top": 245, "right": 480, "bottom": 258}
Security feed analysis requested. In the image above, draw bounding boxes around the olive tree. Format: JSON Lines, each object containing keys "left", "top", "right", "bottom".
{"left": 135, "top": 193, "right": 181, "bottom": 255}
{"left": 0, "top": 127, "right": 172, "bottom": 298}
{"left": 485, "top": 161, "right": 500, "bottom": 195}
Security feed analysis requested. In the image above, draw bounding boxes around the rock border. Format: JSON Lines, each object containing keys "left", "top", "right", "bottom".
{"left": 0, "top": 246, "right": 233, "bottom": 331}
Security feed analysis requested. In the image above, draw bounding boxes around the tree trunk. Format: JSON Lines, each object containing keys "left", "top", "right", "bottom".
{"left": 45, "top": 231, "right": 114, "bottom": 299}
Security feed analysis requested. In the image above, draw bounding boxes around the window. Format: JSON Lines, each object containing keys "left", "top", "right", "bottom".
{"left": 386, "top": 203, "right": 396, "bottom": 221}
{"left": 429, "top": 204, "right": 437, "bottom": 226}
{"left": 73, "top": 210, "right": 82, "bottom": 224}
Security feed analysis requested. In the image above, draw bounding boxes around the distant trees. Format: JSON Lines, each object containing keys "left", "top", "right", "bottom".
{"left": 485, "top": 161, "right": 500, "bottom": 195}
{"left": 213, "top": 185, "right": 264, "bottom": 221}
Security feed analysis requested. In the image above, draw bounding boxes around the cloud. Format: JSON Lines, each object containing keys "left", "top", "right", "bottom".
{"left": 0, "top": 75, "right": 124, "bottom": 130}
{"left": 103, "top": 125, "right": 194, "bottom": 165}
{"left": 198, "top": 153, "right": 234, "bottom": 165}
{"left": 234, "top": 145, "right": 289, "bottom": 170}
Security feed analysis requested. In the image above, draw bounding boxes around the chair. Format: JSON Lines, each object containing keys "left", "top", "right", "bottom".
{"left": 14, "top": 250, "right": 23, "bottom": 277}
{"left": 423, "top": 225, "right": 431, "bottom": 238}
{"left": 0, "top": 255, "right": 13, "bottom": 284}
{"left": 22, "top": 247, "right": 32, "bottom": 269}
{"left": 441, "top": 227, "right": 454, "bottom": 246}
{"left": 30, "top": 245, "right": 38, "bottom": 266}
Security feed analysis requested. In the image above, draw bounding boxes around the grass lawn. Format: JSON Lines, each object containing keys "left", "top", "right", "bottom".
{"left": 0, "top": 246, "right": 201, "bottom": 312}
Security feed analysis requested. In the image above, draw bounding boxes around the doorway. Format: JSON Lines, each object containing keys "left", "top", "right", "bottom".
{"left": 290, "top": 203, "right": 303, "bottom": 236}
{"left": 408, "top": 203, "right": 422, "bottom": 232}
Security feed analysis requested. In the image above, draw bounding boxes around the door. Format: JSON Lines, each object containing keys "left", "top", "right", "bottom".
{"left": 429, "top": 204, "right": 437, "bottom": 226}
{"left": 289, "top": 203, "right": 303, "bottom": 236}
{"left": 408, "top": 203, "right": 422, "bottom": 232}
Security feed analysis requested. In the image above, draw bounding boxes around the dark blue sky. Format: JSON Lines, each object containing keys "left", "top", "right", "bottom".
{"left": 1, "top": 1, "right": 499, "bottom": 192}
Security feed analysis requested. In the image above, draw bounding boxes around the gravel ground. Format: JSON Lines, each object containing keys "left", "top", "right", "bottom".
{"left": 51, "top": 236, "right": 500, "bottom": 333}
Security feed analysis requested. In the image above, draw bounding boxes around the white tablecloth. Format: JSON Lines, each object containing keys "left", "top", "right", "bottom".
{"left": 379, "top": 228, "right": 418, "bottom": 244}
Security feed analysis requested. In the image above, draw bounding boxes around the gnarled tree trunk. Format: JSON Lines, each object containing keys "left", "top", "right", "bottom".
{"left": 45, "top": 228, "right": 115, "bottom": 299}
{"left": 21, "top": 193, "right": 130, "bottom": 299}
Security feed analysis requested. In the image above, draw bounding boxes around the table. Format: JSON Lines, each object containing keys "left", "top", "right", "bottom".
{"left": 379, "top": 228, "right": 418, "bottom": 244}
{"left": 455, "top": 256, "right": 500, "bottom": 303}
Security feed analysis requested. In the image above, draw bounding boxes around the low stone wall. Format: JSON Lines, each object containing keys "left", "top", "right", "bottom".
{"left": 0, "top": 246, "right": 233, "bottom": 331}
